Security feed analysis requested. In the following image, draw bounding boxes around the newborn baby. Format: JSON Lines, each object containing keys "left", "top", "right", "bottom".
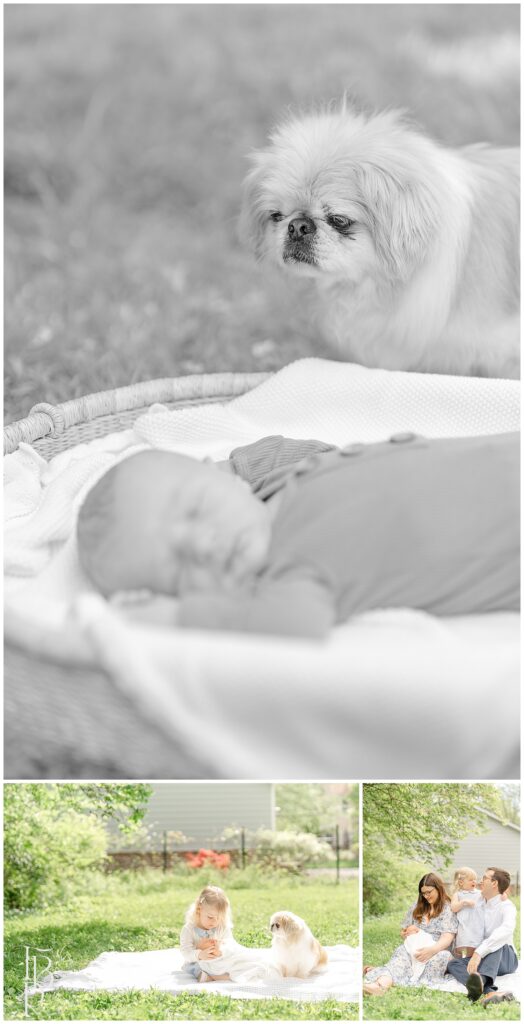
{"left": 77, "top": 432, "right": 519, "bottom": 639}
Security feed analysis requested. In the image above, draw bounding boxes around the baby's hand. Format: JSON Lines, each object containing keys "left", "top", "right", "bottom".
{"left": 204, "top": 944, "right": 222, "bottom": 960}
{"left": 111, "top": 591, "right": 179, "bottom": 627}
{"left": 197, "top": 938, "right": 216, "bottom": 951}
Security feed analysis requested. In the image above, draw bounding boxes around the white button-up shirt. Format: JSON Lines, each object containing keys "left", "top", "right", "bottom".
{"left": 475, "top": 895, "right": 517, "bottom": 959}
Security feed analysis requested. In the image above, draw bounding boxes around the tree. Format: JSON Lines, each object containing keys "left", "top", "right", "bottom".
{"left": 53, "top": 783, "right": 153, "bottom": 829}
{"left": 4, "top": 784, "right": 153, "bottom": 910}
{"left": 363, "top": 784, "right": 500, "bottom": 915}
{"left": 275, "top": 783, "right": 354, "bottom": 836}
{"left": 492, "top": 783, "right": 521, "bottom": 826}
{"left": 364, "top": 783, "right": 498, "bottom": 862}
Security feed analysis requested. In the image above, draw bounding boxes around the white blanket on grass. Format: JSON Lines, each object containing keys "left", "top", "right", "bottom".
{"left": 432, "top": 964, "right": 521, "bottom": 1000}
{"left": 401, "top": 932, "right": 521, "bottom": 998}
{"left": 4, "top": 359, "right": 520, "bottom": 779}
{"left": 32, "top": 944, "right": 359, "bottom": 1003}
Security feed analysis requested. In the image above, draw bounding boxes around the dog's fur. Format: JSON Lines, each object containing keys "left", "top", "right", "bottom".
{"left": 270, "top": 911, "right": 328, "bottom": 979}
{"left": 240, "top": 103, "right": 520, "bottom": 378}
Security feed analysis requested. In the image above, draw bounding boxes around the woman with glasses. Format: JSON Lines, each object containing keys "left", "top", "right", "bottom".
{"left": 364, "top": 872, "right": 458, "bottom": 996}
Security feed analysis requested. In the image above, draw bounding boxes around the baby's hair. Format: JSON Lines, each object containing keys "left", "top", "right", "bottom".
{"left": 452, "top": 866, "right": 477, "bottom": 894}
{"left": 185, "top": 885, "right": 232, "bottom": 938}
{"left": 76, "top": 460, "right": 124, "bottom": 594}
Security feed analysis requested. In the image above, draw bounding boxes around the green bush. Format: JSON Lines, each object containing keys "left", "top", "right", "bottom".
{"left": 4, "top": 786, "right": 107, "bottom": 910}
{"left": 247, "top": 829, "right": 333, "bottom": 874}
{"left": 363, "top": 844, "right": 428, "bottom": 917}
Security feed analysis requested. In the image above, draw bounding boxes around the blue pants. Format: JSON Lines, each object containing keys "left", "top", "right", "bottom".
{"left": 446, "top": 945, "right": 518, "bottom": 994}
{"left": 184, "top": 962, "right": 202, "bottom": 980}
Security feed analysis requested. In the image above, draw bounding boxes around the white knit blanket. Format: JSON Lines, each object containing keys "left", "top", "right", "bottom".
{"left": 432, "top": 965, "right": 521, "bottom": 1000}
{"left": 33, "top": 944, "right": 359, "bottom": 1003}
{"left": 5, "top": 359, "right": 520, "bottom": 778}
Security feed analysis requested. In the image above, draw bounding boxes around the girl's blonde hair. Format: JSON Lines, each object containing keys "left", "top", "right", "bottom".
{"left": 185, "top": 885, "right": 232, "bottom": 937}
{"left": 452, "top": 866, "right": 477, "bottom": 894}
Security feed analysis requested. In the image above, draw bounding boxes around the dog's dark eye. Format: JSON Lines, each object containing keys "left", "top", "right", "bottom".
{"left": 269, "top": 212, "right": 284, "bottom": 223}
{"left": 327, "top": 215, "right": 354, "bottom": 234}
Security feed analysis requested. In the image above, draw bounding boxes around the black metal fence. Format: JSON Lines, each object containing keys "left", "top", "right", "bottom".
{"left": 109, "top": 822, "right": 357, "bottom": 882}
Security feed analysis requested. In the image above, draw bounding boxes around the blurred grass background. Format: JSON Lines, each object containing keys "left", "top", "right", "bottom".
{"left": 4, "top": 3, "right": 520, "bottom": 423}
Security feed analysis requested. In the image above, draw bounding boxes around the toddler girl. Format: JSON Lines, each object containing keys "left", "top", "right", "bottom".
{"left": 450, "top": 867, "right": 483, "bottom": 954}
{"left": 180, "top": 885, "right": 234, "bottom": 983}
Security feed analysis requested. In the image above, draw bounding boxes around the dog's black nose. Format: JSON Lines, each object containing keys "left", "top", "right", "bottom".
{"left": 288, "top": 216, "right": 316, "bottom": 239}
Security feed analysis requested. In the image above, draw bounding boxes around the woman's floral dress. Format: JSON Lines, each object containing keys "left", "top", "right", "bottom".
{"left": 366, "top": 901, "right": 458, "bottom": 988}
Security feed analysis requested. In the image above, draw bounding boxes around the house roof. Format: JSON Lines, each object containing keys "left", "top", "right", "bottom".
{"left": 484, "top": 810, "right": 520, "bottom": 834}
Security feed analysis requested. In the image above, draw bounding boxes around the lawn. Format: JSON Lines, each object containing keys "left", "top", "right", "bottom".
{"left": 4, "top": 4, "right": 519, "bottom": 423}
{"left": 4, "top": 872, "right": 359, "bottom": 1020}
{"left": 363, "top": 902, "right": 521, "bottom": 1021}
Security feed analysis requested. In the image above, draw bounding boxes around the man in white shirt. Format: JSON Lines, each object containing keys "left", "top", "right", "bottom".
{"left": 446, "top": 867, "right": 518, "bottom": 1005}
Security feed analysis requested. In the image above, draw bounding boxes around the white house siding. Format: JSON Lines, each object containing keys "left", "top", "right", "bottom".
{"left": 110, "top": 782, "right": 275, "bottom": 852}
{"left": 436, "top": 816, "right": 520, "bottom": 885}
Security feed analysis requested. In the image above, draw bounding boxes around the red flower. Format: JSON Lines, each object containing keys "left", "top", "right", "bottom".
{"left": 184, "top": 849, "right": 231, "bottom": 870}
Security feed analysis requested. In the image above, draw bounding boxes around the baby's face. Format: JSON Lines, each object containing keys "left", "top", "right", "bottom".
{"left": 107, "top": 451, "right": 271, "bottom": 596}
{"left": 457, "top": 873, "right": 477, "bottom": 891}
{"left": 198, "top": 905, "right": 219, "bottom": 930}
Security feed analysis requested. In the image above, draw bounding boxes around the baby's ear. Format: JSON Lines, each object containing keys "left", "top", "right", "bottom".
{"left": 356, "top": 163, "right": 439, "bottom": 281}
{"left": 238, "top": 151, "right": 273, "bottom": 258}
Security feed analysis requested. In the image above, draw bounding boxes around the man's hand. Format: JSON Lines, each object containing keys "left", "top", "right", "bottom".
{"left": 462, "top": 899, "right": 475, "bottom": 908}
{"left": 414, "top": 946, "right": 436, "bottom": 963}
{"left": 467, "top": 952, "right": 481, "bottom": 974}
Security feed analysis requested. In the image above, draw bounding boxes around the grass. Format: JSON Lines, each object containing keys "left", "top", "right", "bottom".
{"left": 363, "top": 901, "right": 521, "bottom": 1021}
{"left": 4, "top": 4, "right": 519, "bottom": 423}
{"left": 4, "top": 871, "right": 359, "bottom": 1020}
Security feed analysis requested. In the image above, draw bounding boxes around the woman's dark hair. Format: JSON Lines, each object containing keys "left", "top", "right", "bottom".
{"left": 413, "top": 872, "right": 450, "bottom": 922}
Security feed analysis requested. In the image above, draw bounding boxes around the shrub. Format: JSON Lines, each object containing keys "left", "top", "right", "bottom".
{"left": 248, "top": 829, "right": 333, "bottom": 874}
{"left": 4, "top": 786, "right": 107, "bottom": 910}
{"left": 363, "top": 844, "right": 429, "bottom": 917}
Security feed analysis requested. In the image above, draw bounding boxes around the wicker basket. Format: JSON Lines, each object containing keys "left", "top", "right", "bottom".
{"left": 4, "top": 371, "right": 270, "bottom": 779}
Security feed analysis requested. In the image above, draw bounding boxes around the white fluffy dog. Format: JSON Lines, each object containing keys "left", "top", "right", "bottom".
{"left": 240, "top": 102, "right": 519, "bottom": 379}
{"left": 270, "top": 911, "right": 328, "bottom": 978}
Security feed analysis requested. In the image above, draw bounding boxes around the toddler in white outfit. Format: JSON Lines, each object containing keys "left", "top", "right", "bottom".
{"left": 450, "top": 867, "right": 484, "bottom": 952}
{"left": 180, "top": 885, "right": 234, "bottom": 982}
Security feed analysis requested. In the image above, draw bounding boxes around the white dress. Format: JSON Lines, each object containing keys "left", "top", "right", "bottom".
{"left": 365, "top": 902, "right": 458, "bottom": 988}
{"left": 179, "top": 923, "right": 279, "bottom": 982}
{"left": 454, "top": 888, "right": 484, "bottom": 948}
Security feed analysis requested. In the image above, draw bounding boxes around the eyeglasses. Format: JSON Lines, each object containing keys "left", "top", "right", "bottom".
{"left": 421, "top": 887, "right": 436, "bottom": 896}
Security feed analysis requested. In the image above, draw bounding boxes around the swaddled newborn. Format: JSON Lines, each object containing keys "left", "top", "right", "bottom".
{"left": 77, "top": 432, "right": 519, "bottom": 639}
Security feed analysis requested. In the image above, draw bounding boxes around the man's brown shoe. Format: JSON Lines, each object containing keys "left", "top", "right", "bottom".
{"left": 480, "top": 991, "right": 515, "bottom": 1006}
